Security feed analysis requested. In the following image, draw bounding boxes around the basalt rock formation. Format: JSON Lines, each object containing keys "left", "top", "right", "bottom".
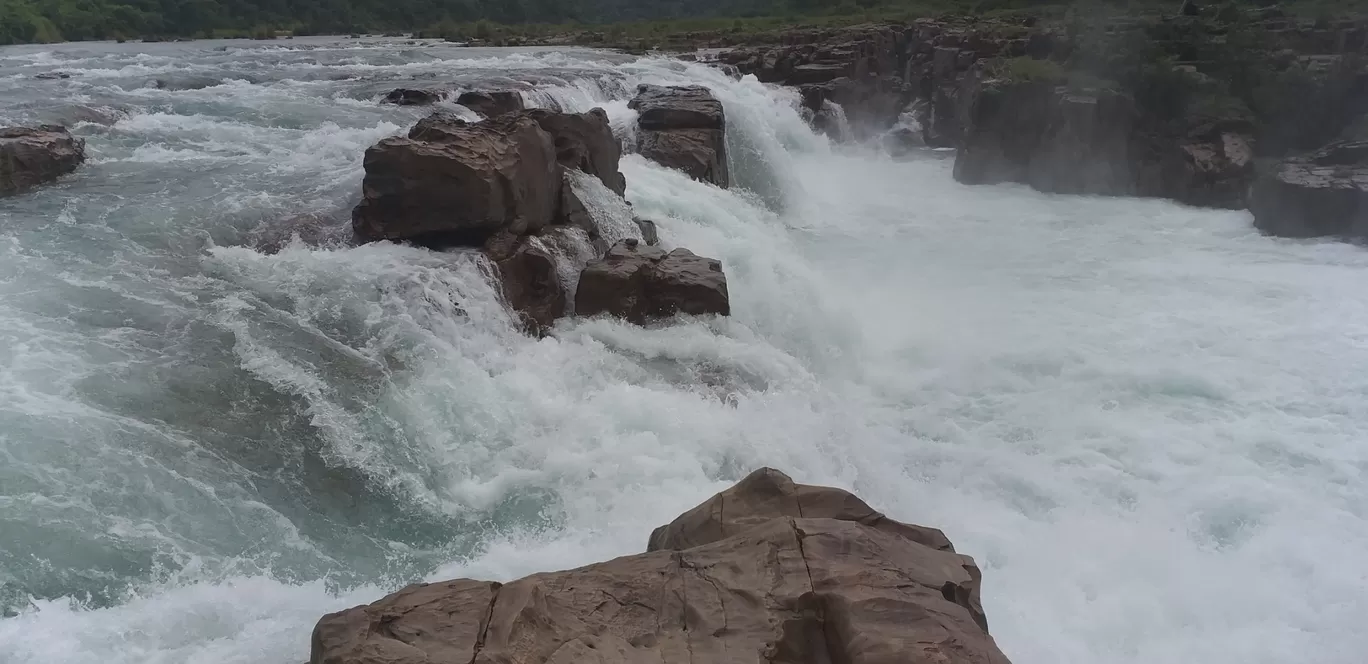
{"left": 310, "top": 468, "right": 1012, "bottom": 664}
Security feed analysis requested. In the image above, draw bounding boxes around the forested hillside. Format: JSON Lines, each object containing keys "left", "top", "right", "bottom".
{"left": 0, "top": 0, "right": 871, "bottom": 44}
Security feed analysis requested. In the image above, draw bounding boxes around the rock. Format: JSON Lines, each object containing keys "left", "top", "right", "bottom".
{"left": 575, "top": 239, "right": 729, "bottom": 324}
{"left": 311, "top": 468, "right": 1011, "bottom": 664}
{"left": 1250, "top": 139, "right": 1368, "bottom": 238}
{"left": 484, "top": 231, "right": 566, "bottom": 334}
{"left": 247, "top": 212, "right": 355, "bottom": 254}
{"left": 456, "top": 90, "right": 525, "bottom": 118}
{"left": 649, "top": 467, "right": 957, "bottom": 555}
{"left": 352, "top": 113, "right": 558, "bottom": 245}
{"left": 0, "top": 125, "right": 85, "bottom": 197}
{"left": 629, "top": 84, "right": 726, "bottom": 131}
{"left": 524, "top": 108, "right": 625, "bottom": 195}
{"left": 634, "top": 217, "right": 660, "bottom": 245}
{"left": 382, "top": 88, "right": 442, "bottom": 105}
{"left": 629, "top": 85, "right": 730, "bottom": 188}
{"left": 786, "top": 62, "right": 850, "bottom": 84}
{"left": 952, "top": 65, "right": 1256, "bottom": 208}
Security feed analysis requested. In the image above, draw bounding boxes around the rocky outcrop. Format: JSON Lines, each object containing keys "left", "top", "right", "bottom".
{"left": 576, "top": 239, "right": 729, "bottom": 324}
{"left": 952, "top": 62, "right": 1256, "bottom": 208}
{"left": 354, "top": 108, "right": 626, "bottom": 246}
{"left": 457, "top": 90, "right": 526, "bottom": 118}
{"left": 352, "top": 113, "right": 560, "bottom": 245}
{"left": 1250, "top": 139, "right": 1368, "bottom": 238}
{"left": 0, "top": 125, "right": 85, "bottom": 196}
{"left": 310, "top": 468, "right": 1012, "bottom": 664}
{"left": 629, "top": 85, "right": 730, "bottom": 188}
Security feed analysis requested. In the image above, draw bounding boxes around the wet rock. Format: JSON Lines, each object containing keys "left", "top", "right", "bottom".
{"left": 575, "top": 239, "right": 728, "bottom": 324}
{"left": 630, "top": 84, "right": 725, "bottom": 131}
{"left": 484, "top": 231, "right": 566, "bottom": 334}
{"left": 0, "top": 125, "right": 85, "bottom": 197}
{"left": 381, "top": 88, "right": 443, "bottom": 105}
{"left": 524, "top": 108, "right": 625, "bottom": 195}
{"left": 352, "top": 113, "right": 558, "bottom": 245}
{"left": 629, "top": 85, "right": 730, "bottom": 187}
{"left": 310, "top": 468, "right": 1012, "bottom": 664}
{"left": 634, "top": 217, "right": 660, "bottom": 245}
{"left": 248, "top": 212, "right": 355, "bottom": 254}
{"left": 456, "top": 90, "right": 525, "bottom": 118}
{"left": 1250, "top": 139, "right": 1368, "bottom": 239}
{"left": 952, "top": 68, "right": 1256, "bottom": 208}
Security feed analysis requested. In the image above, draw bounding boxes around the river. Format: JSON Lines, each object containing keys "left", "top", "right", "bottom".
{"left": 0, "top": 36, "right": 1364, "bottom": 664}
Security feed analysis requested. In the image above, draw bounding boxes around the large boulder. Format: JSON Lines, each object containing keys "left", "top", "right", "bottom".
{"left": 629, "top": 85, "right": 730, "bottom": 188}
{"left": 0, "top": 125, "right": 85, "bottom": 196}
{"left": 1249, "top": 139, "right": 1368, "bottom": 238}
{"left": 352, "top": 113, "right": 559, "bottom": 245}
{"left": 575, "top": 239, "right": 729, "bottom": 324}
{"left": 310, "top": 468, "right": 1013, "bottom": 664}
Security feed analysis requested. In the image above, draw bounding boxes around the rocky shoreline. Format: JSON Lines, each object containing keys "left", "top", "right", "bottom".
{"left": 695, "top": 7, "right": 1367, "bottom": 236}
{"left": 311, "top": 468, "right": 1012, "bottom": 664}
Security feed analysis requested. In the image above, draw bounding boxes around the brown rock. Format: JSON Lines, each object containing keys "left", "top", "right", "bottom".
{"left": 352, "top": 114, "right": 559, "bottom": 245}
{"left": 310, "top": 469, "right": 1011, "bottom": 664}
{"left": 629, "top": 85, "right": 730, "bottom": 188}
{"left": 525, "top": 108, "right": 626, "bottom": 195}
{"left": 484, "top": 231, "right": 567, "bottom": 335}
{"left": 575, "top": 240, "right": 729, "bottom": 324}
{"left": 636, "top": 128, "right": 730, "bottom": 188}
{"left": 628, "top": 84, "right": 725, "bottom": 130}
{"left": 456, "top": 90, "right": 526, "bottom": 118}
{"left": 649, "top": 467, "right": 956, "bottom": 554}
{"left": 0, "top": 125, "right": 85, "bottom": 196}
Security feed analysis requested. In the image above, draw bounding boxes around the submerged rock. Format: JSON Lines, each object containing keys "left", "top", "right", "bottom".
{"left": 629, "top": 84, "right": 730, "bottom": 188}
{"left": 310, "top": 468, "right": 1011, "bottom": 664}
{"left": 381, "top": 88, "right": 443, "bottom": 105}
{"left": 575, "top": 239, "right": 729, "bottom": 324}
{"left": 1250, "top": 139, "right": 1368, "bottom": 239}
{"left": 0, "top": 125, "right": 85, "bottom": 197}
{"left": 456, "top": 90, "right": 525, "bottom": 118}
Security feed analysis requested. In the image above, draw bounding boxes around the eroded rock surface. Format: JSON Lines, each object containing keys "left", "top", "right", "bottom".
{"left": 311, "top": 468, "right": 1011, "bottom": 664}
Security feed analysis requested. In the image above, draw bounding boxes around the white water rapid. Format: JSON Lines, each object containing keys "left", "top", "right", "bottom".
{"left": 0, "top": 38, "right": 1364, "bottom": 664}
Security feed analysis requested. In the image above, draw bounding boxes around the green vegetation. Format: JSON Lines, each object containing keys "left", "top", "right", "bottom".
{"left": 0, "top": 0, "right": 1360, "bottom": 46}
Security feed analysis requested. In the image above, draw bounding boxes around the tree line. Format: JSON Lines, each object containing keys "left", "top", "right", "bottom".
{"left": 0, "top": 0, "right": 898, "bottom": 44}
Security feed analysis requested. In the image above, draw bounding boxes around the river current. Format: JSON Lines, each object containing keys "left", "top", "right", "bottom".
{"left": 0, "top": 37, "right": 1364, "bottom": 664}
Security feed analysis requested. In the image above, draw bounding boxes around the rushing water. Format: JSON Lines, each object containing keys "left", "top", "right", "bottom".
{"left": 0, "top": 37, "right": 1365, "bottom": 664}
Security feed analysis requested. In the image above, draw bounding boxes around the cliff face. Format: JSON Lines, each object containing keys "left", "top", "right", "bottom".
{"left": 710, "top": 10, "right": 1368, "bottom": 212}
{"left": 310, "top": 468, "right": 1013, "bottom": 664}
